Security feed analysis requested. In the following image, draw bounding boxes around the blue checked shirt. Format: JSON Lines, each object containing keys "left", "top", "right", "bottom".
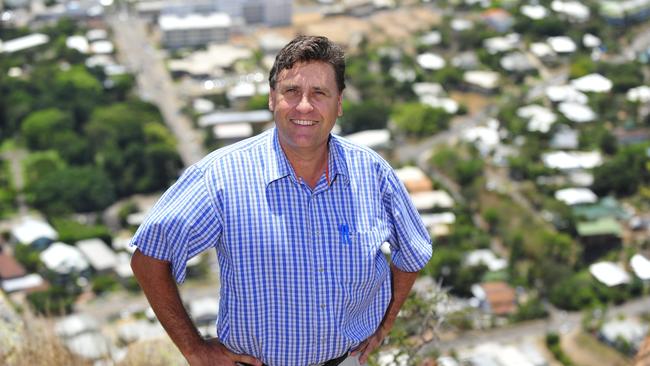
{"left": 131, "top": 128, "right": 432, "bottom": 366}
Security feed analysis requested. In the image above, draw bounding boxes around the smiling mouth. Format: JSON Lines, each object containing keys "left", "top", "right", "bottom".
{"left": 291, "top": 119, "right": 318, "bottom": 126}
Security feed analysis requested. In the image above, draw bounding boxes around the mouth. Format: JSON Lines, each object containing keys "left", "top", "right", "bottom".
{"left": 291, "top": 119, "right": 318, "bottom": 126}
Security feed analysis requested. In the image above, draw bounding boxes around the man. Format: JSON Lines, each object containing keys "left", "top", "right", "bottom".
{"left": 131, "top": 35, "right": 432, "bottom": 366}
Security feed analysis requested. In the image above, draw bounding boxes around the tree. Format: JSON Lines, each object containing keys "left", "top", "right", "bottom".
{"left": 338, "top": 100, "right": 390, "bottom": 134}
{"left": 22, "top": 150, "right": 67, "bottom": 185}
{"left": 25, "top": 166, "right": 116, "bottom": 214}
{"left": 52, "top": 65, "right": 103, "bottom": 124}
{"left": 592, "top": 143, "right": 650, "bottom": 196}
{"left": 85, "top": 101, "right": 181, "bottom": 196}
{"left": 21, "top": 109, "right": 73, "bottom": 150}
{"left": 391, "top": 103, "right": 450, "bottom": 137}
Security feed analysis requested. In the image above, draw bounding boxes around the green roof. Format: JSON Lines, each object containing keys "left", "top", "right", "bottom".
{"left": 577, "top": 217, "right": 623, "bottom": 237}
{"left": 572, "top": 197, "right": 629, "bottom": 221}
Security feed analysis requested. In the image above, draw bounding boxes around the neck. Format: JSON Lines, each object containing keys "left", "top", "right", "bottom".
{"left": 280, "top": 141, "right": 329, "bottom": 189}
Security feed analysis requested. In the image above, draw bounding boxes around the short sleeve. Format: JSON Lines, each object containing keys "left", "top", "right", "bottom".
{"left": 383, "top": 169, "right": 433, "bottom": 272}
{"left": 130, "top": 165, "right": 222, "bottom": 283}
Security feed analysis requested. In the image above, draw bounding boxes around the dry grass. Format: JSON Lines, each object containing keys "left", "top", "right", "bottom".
{"left": 0, "top": 307, "right": 185, "bottom": 366}
{"left": 118, "top": 338, "right": 186, "bottom": 366}
{"left": 1, "top": 311, "right": 89, "bottom": 366}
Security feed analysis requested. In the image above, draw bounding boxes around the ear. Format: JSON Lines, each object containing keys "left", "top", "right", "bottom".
{"left": 337, "top": 93, "right": 343, "bottom": 117}
{"left": 268, "top": 89, "right": 275, "bottom": 112}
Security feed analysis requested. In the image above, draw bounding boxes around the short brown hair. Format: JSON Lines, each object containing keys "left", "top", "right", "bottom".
{"left": 269, "top": 35, "right": 346, "bottom": 92}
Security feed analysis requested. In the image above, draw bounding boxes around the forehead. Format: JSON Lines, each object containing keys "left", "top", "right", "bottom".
{"left": 276, "top": 61, "right": 337, "bottom": 88}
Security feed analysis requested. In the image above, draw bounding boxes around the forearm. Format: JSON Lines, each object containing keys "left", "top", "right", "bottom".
{"left": 131, "top": 249, "right": 203, "bottom": 359}
{"left": 381, "top": 263, "right": 419, "bottom": 330}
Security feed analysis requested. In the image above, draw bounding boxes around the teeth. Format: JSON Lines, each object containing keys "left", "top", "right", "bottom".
{"left": 293, "top": 119, "right": 317, "bottom": 126}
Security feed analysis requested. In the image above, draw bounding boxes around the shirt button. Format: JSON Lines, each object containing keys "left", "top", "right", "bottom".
{"left": 320, "top": 304, "right": 326, "bottom": 309}
{"left": 318, "top": 268, "right": 324, "bottom": 273}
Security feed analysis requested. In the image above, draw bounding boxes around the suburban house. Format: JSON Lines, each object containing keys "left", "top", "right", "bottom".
{"left": 0, "top": 251, "right": 47, "bottom": 294}
{"left": 76, "top": 238, "right": 118, "bottom": 274}
{"left": 10, "top": 216, "right": 58, "bottom": 250}
{"left": 590, "top": 261, "right": 631, "bottom": 286}
{"left": 471, "top": 281, "right": 517, "bottom": 316}
{"left": 577, "top": 218, "right": 623, "bottom": 261}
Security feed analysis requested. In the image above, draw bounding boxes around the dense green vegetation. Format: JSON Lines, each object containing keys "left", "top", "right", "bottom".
{"left": 1, "top": 19, "right": 182, "bottom": 215}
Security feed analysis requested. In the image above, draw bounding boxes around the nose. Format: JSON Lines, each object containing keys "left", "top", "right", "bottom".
{"left": 296, "top": 93, "right": 314, "bottom": 113}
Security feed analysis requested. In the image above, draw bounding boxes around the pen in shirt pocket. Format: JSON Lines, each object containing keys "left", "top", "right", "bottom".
{"left": 339, "top": 223, "right": 352, "bottom": 245}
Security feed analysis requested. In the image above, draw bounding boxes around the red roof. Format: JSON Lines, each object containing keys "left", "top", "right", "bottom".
{"left": 481, "top": 281, "right": 517, "bottom": 315}
{"left": 0, "top": 252, "right": 27, "bottom": 280}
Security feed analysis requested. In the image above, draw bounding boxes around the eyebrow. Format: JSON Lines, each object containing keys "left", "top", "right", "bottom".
{"left": 280, "top": 84, "right": 332, "bottom": 94}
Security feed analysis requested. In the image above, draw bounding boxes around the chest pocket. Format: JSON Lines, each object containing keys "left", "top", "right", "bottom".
{"left": 332, "top": 227, "right": 389, "bottom": 293}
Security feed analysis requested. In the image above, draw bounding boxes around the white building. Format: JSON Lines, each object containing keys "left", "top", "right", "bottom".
{"left": 517, "top": 104, "right": 557, "bottom": 133}
{"left": 542, "top": 151, "right": 603, "bottom": 170}
{"left": 0, "top": 33, "right": 49, "bottom": 53}
{"left": 463, "top": 70, "right": 500, "bottom": 92}
{"left": 11, "top": 216, "right": 58, "bottom": 247}
{"left": 571, "top": 73, "right": 613, "bottom": 93}
{"left": 76, "top": 238, "right": 118, "bottom": 272}
{"left": 40, "top": 242, "right": 90, "bottom": 275}
{"left": 159, "top": 12, "right": 231, "bottom": 48}
{"left": 343, "top": 129, "right": 391, "bottom": 150}
{"left": 554, "top": 187, "right": 598, "bottom": 205}
{"left": 630, "top": 254, "right": 650, "bottom": 280}
{"left": 213, "top": 0, "right": 292, "bottom": 26}
{"left": 590, "top": 261, "right": 631, "bottom": 287}
{"left": 409, "top": 190, "right": 455, "bottom": 212}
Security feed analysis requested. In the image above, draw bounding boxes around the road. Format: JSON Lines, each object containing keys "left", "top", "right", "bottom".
{"left": 107, "top": 8, "right": 206, "bottom": 167}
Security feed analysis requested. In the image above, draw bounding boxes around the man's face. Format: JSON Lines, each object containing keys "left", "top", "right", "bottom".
{"left": 269, "top": 61, "right": 343, "bottom": 154}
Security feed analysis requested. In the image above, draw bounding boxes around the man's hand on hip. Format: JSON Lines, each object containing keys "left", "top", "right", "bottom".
{"left": 350, "top": 323, "right": 390, "bottom": 364}
{"left": 186, "top": 338, "right": 262, "bottom": 366}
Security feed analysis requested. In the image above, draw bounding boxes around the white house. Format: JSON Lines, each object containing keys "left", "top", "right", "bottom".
{"left": 40, "top": 242, "right": 90, "bottom": 275}
{"left": 546, "top": 85, "right": 588, "bottom": 104}
{"left": 416, "top": 52, "right": 446, "bottom": 70}
{"left": 483, "top": 33, "right": 520, "bottom": 54}
{"left": 11, "top": 216, "right": 58, "bottom": 247}
{"left": 542, "top": 151, "right": 603, "bottom": 170}
{"left": 600, "top": 318, "right": 649, "bottom": 351}
{"left": 630, "top": 254, "right": 650, "bottom": 280}
{"left": 547, "top": 36, "right": 577, "bottom": 54}
{"left": 465, "top": 249, "right": 507, "bottom": 271}
{"left": 0, "top": 33, "right": 49, "bottom": 53}
{"left": 589, "top": 261, "right": 631, "bottom": 287}
{"left": 551, "top": 0, "right": 591, "bottom": 22}
{"left": 410, "top": 190, "right": 455, "bottom": 212}
{"left": 558, "top": 102, "right": 597, "bottom": 123}
{"left": 627, "top": 85, "right": 650, "bottom": 103}
{"left": 463, "top": 70, "right": 500, "bottom": 92}
{"left": 198, "top": 110, "right": 273, "bottom": 128}
{"left": 343, "top": 129, "right": 391, "bottom": 150}
{"left": 213, "top": 123, "right": 254, "bottom": 140}
{"left": 66, "top": 35, "right": 89, "bottom": 53}
{"left": 521, "top": 4, "right": 548, "bottom": 19}
{"left": 554, "top": 187, "right": 598, "bottom": 205}
{"left": 517, "top": 104, "right": 557, "bottom": 133}
{"left": 550, "top": 126, "right": 579, "bottom": 149}
{"left": 571, "top": 73, "right": 613, "bottom": 93}
{"left": 76, "top": 238, "right": 118, "bottom": 272}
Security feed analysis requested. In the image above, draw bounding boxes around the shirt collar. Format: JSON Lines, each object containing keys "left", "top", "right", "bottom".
{"left": 264, "top": 128, "right": 350, "bottom": 187}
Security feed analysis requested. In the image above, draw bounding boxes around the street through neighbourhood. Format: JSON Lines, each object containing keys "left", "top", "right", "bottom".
{"left": 108, "top": 7, "right": 206, "bottom": 167}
